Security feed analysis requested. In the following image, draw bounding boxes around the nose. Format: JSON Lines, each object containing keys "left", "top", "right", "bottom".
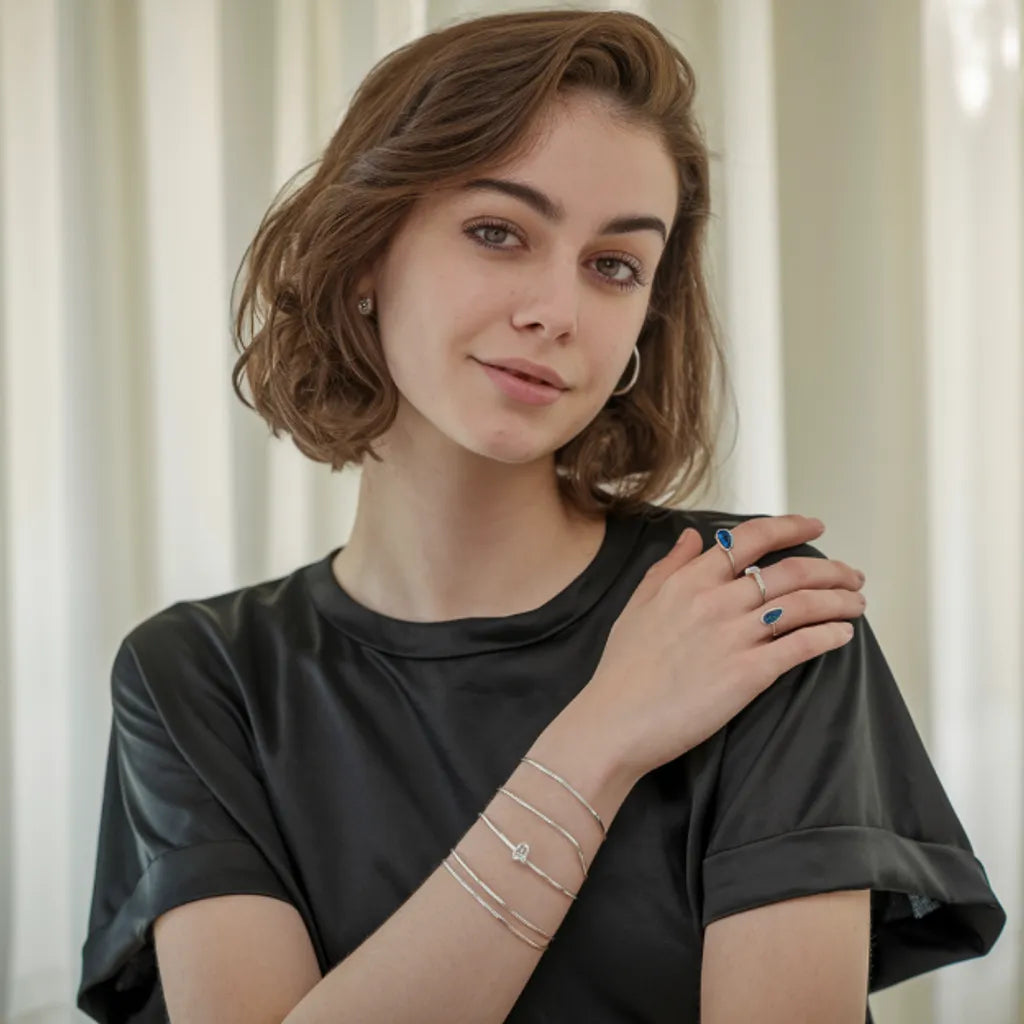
{"left": 510, "top": 260, "right": 579, "bottom": 340}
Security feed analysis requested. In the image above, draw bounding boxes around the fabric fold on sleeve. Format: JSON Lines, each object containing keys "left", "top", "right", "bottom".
{"left": 702, "top": 823, "right": 1004, "bottom": 990}
{"left": 76, "top": 621, "right": 311, "bottom": 1022}
{"left": 79, "top": 837, "right": 292, "bottom": 1019}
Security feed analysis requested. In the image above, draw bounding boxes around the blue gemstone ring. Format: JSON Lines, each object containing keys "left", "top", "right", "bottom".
{"left": 714, "top": 528, "right": 736, "bottom": 573}
{"left": 761, "top": 605, "right": 784, "bottom": 638}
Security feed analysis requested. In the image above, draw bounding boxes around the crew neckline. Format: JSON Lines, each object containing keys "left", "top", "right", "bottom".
{"left": 305, "top": 509, "right": 649, "bottom": 658}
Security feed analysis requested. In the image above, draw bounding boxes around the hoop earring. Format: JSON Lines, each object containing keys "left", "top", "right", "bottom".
{"left": 610, "top": 344, "right": 640, "bottom": 396}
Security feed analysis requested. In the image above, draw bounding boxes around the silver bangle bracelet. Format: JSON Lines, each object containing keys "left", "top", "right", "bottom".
{"left": 520, "top": 757, "right": 608, "bottom": 838}
{"left": 496, "top": 786, "right": 591, "bottom": 880}
{"left": 441, "top": 857, "right": 550, "bottom": 951}
{"left": 448, "top": 847, "right": 554, "bottom": 942}
{"left": 477, "top": 812, "right": 579, "bottom": 901}
{"left": 439, "top": 756, "right": 602, "bottom": 951}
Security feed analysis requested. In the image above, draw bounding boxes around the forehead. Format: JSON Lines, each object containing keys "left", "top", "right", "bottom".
{"left": 434, "top": 95, "right": 679, "bottom": 228}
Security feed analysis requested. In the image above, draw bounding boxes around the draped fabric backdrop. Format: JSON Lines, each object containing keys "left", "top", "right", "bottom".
{"left": 0, "top": 1, "right": 1020, "bottom": 1021}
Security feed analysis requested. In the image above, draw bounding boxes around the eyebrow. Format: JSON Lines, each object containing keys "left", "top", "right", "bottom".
{"left": 460, "top": 177, "right": 668, "bottom": 243}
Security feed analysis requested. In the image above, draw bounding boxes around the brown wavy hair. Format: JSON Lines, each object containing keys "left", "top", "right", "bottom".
{"left": 230, "top": 8, "right": 736, "bottom": 519}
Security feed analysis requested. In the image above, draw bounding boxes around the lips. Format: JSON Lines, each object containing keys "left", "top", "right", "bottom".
{"left": 502, "top": 367, "right": 548, "bottom": 385}
{"left": 475, "top": 358, "right": 567, "bottom": 390}
{"left": 478, "top": 361, "right": 566, "bottom": 405}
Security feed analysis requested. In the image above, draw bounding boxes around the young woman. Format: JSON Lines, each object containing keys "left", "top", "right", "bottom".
{"left": 77, "top": 9, "right": 1005, "bottom": 1023}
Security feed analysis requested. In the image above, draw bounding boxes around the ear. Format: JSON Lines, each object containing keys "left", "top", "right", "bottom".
{"left": 354, "top": 252, "right": 383, "bottom": 296}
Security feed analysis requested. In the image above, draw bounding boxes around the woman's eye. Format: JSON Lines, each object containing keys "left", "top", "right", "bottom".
{"left": 468, "top": 223, "right": 520, "bottom": 248}
{"left": 594, "top": 257, "right": 640, "bottom": 286}
{"left": 464, "top": 221, "right": 646, "bottom": 291}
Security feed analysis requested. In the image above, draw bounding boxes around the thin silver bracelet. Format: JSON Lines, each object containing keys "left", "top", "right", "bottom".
{"left": 496, "top": 786, "right": 591, "bottom": 879}
{"left": 438, "top": 757, "right": 602, "bottom": 952}
{"left": 477, "top": 812, "right": 578, "bottom": 900}
{"left": 520, "top": 756, "right": 608, "bottom": 839}
{"left": 441, "top": 858, "right": 549, "bottom": 951}
{"left": 447, "top": 847, "right": 554, "bottom": 943}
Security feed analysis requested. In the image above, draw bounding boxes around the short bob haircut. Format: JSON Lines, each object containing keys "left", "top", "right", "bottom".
{"left": 230, "top": 8, "right": 735, "bottom": 520}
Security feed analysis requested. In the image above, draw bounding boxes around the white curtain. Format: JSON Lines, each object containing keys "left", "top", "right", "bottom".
{"left": 0, "top": 1, "right": 1019, "bottom": 1021}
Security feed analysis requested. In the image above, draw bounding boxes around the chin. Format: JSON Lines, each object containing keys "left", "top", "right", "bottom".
{"left": 454, "top": 423, "right": 558, "bottom": 465}
{"left": 472, "top": 439, "right": 555, "bottom": 465}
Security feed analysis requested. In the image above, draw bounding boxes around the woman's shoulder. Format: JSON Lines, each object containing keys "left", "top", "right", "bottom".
{"left": 638, "top": 504, "right": 820, "bottom": 561}
{"left": 638, "top": 502, "right": 770, "bottom": 530}
{"left": 117, "top": 556, "right": 324, "bottom": 675}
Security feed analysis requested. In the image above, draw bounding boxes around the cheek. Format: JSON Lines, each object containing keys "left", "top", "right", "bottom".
{"left": 378, "top": 331, "right": 428, "bottom": 393}
{"left": 376, "top": 318, "right": 464, "bottom": 414}
{"left": 595, "top": 337, "right": 635, "bottom": 382}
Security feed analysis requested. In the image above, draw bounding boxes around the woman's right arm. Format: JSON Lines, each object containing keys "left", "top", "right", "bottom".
{"left": 154, "top": 694, "right": 640, "bottom": 1024}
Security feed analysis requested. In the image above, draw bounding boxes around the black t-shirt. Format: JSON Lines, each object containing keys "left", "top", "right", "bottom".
{"left": 76, "top": 504, "right": 1006, "bottom": 1022}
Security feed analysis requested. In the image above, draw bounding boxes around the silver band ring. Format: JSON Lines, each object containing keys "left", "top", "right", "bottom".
{"left": 744, "top": 564, "right": 768, "bottom": 602}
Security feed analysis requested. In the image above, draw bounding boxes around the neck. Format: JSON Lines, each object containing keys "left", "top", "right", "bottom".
{"left": 331, "top": 443, "right": 606, "bottom": 623}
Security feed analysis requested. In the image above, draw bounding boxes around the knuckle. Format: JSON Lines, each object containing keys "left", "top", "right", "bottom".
{"left": 794, "top": 630, "right": 817, "bottom": 657}
{"left": 690, "top": 587, "right": 717, "bottom": 620}
{"left": 794, "top": 561, "right": 814, "bottom": 587}
{"left": 780, "top": 562, "right": 809, "bottom": 591}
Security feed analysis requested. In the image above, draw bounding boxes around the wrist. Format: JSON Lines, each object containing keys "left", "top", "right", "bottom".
{"left": 525, "top": 695, "right": 641, "bottom": 829}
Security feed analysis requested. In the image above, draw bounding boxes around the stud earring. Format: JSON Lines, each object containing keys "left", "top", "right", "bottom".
{"left": 357, "top": 295, "right": 373, "bottom": 315}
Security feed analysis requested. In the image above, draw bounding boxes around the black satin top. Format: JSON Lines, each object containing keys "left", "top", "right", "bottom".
{"left": 76, "top": 504, "right": 1006, "bottom": 1022}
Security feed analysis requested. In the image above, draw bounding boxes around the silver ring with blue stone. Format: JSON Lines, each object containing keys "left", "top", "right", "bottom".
{"left": 714, "top": 527, "right": 737, "bottom": 573}
{"left": 761, "top": 605, "right": 784, "bottom": 638}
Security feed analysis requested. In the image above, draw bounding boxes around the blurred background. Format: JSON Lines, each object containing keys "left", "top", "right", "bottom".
{"left": 0, "top": 0, "right": 1020, "bottom": 1021}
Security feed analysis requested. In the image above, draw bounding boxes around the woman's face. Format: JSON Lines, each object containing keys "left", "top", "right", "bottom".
{"left": 364, "top": 93, "right": 679, "bottom": 465}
